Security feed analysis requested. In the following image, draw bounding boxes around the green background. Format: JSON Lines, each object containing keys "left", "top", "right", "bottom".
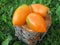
{"left": 0, "top": 0, "right": 60, "bottom": 45}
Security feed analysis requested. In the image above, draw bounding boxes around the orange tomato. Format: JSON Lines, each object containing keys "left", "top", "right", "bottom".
{"left": 12, "top": 4, "right": 30, "bottom": 26}
{"left": 30, "top": 4, "right": 49, "bottom": 17}
{"left": 26, "top": 13, "right": 47, "bottom": 32}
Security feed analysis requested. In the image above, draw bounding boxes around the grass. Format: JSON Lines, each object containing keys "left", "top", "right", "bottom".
{"left": 0, "top": 0, "right": 60, "bottom": 45}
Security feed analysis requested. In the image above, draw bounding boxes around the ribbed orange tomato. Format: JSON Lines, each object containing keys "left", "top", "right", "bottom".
{"left": 26, "top": 13, "right": 47, "bottom": 32}
{"left": 30, "top": 4, "right": 49, "bottom": 17}
{"left": 12, "top": 4, "right": 30, "bottom": 26}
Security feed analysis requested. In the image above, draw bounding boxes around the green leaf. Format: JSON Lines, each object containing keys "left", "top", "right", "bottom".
{"left": 2, "top": 15, "right": 7, "bottom": 22}
{"left": 9, "top": 7, "right": 13, "bottom": 18}
{"left": 0, "top": 31, "right": 6, "bottom": 40}
{"left": 45, "top": 0, "right": 51, "bottom": 6}
{"left": 56, "top": 6, "right": 60, "bottom": 18}
{"left": 2, "top": 35, "right": 12, "bottom": 45}
{"left": 32, "top": 0, "right": 39, "bottom": 4}
{"left": 39, "top": 0, "right": 43, "bottom": 4}
{"left": 13, "top": 41, "right": 21, "bottom": 45}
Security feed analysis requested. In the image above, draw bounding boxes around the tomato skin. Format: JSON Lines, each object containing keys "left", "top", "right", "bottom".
{"left": 30, "top": 4, "right": 49, "bottom": 17}
{"left": 12, "top": 4, "right": 30, "bottom": 26}
{"left": 26, "top": 13, "right": 47, "bottom": 32}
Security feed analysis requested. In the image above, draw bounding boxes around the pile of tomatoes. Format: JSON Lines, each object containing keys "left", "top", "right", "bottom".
{"left": 12, "top": 4, "right": 50, "bottom": 33}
